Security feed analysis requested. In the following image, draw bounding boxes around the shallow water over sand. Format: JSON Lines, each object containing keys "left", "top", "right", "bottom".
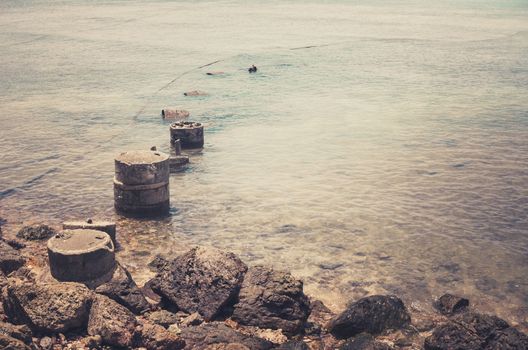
{"left": 1, "top": 0, "right": 527, "bottom": 329}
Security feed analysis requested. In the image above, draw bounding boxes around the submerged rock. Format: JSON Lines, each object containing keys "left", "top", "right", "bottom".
{"left": 95, "top": 262, "right": 150, "bottom": 314}
{"left": 179, "top": 322, "right": 273, "bottom": 350}
{"left": 339, "top": 333, "right": 392, "bottom": 350}
{"left": 2, "top": 282, "right": 93, "bottom": 333}
{"left": 16, "top": 224, "right": 56, "bottom": 240}
{"left": 232, "top": 266, "right": 310, "bottom": 335}
{"left": 433, "top": 293, "right": 469, "bottom": 315}
{"left": 150, "top": 247, "right": 247, "bottom": 320}
{"left": 485, "top": 327, "right": 528, "bottom": 349}
{"left": 0, "top": 240, "right": 25, "bottom": 274}
{"left": 87, "top": 294, "right": 137, "bottom": 348}
{"left": 326, "top": 295, "right": 411, "bottom": 339}
{"left": 453, "top": 311, "right": 509, "bottom": 338}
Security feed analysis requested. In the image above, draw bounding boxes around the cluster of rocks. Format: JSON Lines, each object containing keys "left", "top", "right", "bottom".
{"left": 1, "top": 223, "right": 527, "bottom": 349}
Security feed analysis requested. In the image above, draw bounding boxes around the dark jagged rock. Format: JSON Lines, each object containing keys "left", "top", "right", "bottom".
{"left": 147, "top": 310, "right": 180, "bottom": 328}
{"left": 2, "top": 282, "right": 93, "bottom": 333}
{"left": 179, "top": 322, "right": 273, "bottom": 350}
{"left": 180, "top": 312, "right": 204, "bottom": 327}
{"left": 424, "top": 322, "right": 483, "bottom": 350}
{"left": 454, "top": 311, "right": 510, "bottom": 338}
{"left": 0, "top": 334, "right": 31, "bottom": 350}
{"left": 95, "top": 263, "right": 150, "bottom": 314}
{"left": 339, "top": 333, "right": 392, "bottom": 350}
{"left": 0, "top": 240, "right": 25, "bottom": 274}
{"left": 484, "top": 327, "right": 528, "bottom": 349}
{"left": 148, "top": 254, "right": 170, "bottom": 272}
{"left": 425, "top": 311, "right": 527, "bottom": 350}
{"left": 275, "top": 340, "right": 310, "bottom": 350}
{"left": 87, "top": 294, "right": 137, "bottom": 348}
{"left": 433, "top": 293, "right": 469, "bottom": 315}
{"left": 3, "top": 239, "right": 26, "bottom": 250}
{"left": 134, "top": 321, "right": 185, "bottom": 350}
{"left": 232, "top": 266, "right": 310, "bottom": 335}
{"left": 0, "top": 322, "right": 32, "bottom": 344}
{"left": 326, "top": 295, "right": 411, "bottom": 339}
{"left": 16, "top": 225, "right": 56, "bottom": 240}
{"left": 150, "top": 247, "right": 248, "bottom": 320}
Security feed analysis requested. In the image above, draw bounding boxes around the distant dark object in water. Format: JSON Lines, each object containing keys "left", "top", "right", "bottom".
{"left": 206, "top": 71, "right": 224, "bottom": 76}
{"left": 248, "top": 65, "right": 257, "bottom": 73}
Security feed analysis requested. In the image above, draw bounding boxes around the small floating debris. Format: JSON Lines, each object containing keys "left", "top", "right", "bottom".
{"left": 183, "top": 90, "right": 208, "bottom": 97}
{"left": 206, "top": 71, "right": 224, "bottom": 76}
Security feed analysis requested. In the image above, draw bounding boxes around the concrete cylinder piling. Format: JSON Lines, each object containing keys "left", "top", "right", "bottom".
{"left": 114, "top": 150, "right": 170, "bottom": 217}
{"left": 170, "top": 122, "right": 204, "bottom": 149}
{"left": 47, "top": 229, "right": 115, "bottom": 282}
{"left": 63, "top": 219, "right": 117, "bottom": 245}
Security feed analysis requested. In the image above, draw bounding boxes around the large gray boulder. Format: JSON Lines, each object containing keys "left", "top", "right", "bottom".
{"left": 179, "top": 322, "right": 273, "bottom": 350}
{"left": 150, "top": 247, "right": 247, "bottom": 320}
{"left": 87, "top": 294, "right": 137, "bottom": 348}
{"left": 2, "top": 281, "right": 93, "bottom": 333}
{"left": 0, "top": 240, "right": 24, "bottom": 274}
{"left": 232, "top": 266, "right": 310, "bottom": 335}
{"left": 326, "top": 295, "right": 411, "bottom": 339}
{"left": 95, "top": 262, "right": 150, "bottom": 314}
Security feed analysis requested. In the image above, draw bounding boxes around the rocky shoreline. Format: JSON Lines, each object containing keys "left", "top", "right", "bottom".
{"left": 1, "top": 222, "right": 527, "bottom": 349}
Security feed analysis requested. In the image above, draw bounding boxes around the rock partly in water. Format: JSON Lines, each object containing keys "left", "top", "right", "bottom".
{"left": 424, "top": 322, "right": 483, "bottom": 350}
{"left": 2, "top": 282, "right": 93, "bottom": 333}
{"left": 425, "top": 311, "right": 528, "bottom": 350}
{"left": 134, "top": 321, "right": 186, "bottom": 350}
{"left": 0, "top": 240, "right": 25, "bottom": 275}
{"left": 179, "top": 322, "right": 273, "bottom": 350}
{"left": 87, "top": 294, "right": 137, "bottom": 348}
{"left": 485, "top": 327, "right": 528, "bottom": 349}
{"left": 16, "top": 225, "right": 56, "bottom": 240}
{"left": 339, "top": 333, "right": 392, "bottom": 350}
{"left": 433, "top": 293, "right": 469, "bottom": 315}
{"left": 232, "top": 266, "right": 310, "bottom": 336}
{"left": 95, "top": 262, "right": 150, "bottom": 314}
{"left": 326, "top": 295, "right": 411, "bottom": 339}
{"left": 150, "top": 247, "right": 247, "bottom": 320}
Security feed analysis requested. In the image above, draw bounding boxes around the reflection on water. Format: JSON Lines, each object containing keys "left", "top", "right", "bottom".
{"left": 1, "top": 0, "right": 527, "bottom": 330}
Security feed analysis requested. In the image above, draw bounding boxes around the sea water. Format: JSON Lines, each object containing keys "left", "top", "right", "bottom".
{"left": 1, "top": 0, "right": 527, "bottom": 328}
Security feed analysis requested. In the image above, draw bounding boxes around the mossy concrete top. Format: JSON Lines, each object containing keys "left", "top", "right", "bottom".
{"left": 115, "top": 150, "right": 169, "bottom": 165}
{"left": 47, "top": 229, "right": 114, "bottom": 255}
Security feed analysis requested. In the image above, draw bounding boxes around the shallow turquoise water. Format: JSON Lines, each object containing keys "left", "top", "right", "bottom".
{"left": 1, "top": 0, "right": 527, "bottom": 328}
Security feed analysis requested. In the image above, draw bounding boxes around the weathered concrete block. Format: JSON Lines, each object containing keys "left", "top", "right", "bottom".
{"left": 170, "top": 122, "right": 204, "bottom": 149}
{"left": 47, "top": 229, "right": 115, "bottom": 282}
{"left": 114, "top": 150, "right": 170, "bottom": 217}
{"left": 63, "top": 219, "right": 116, "bottom": 244}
